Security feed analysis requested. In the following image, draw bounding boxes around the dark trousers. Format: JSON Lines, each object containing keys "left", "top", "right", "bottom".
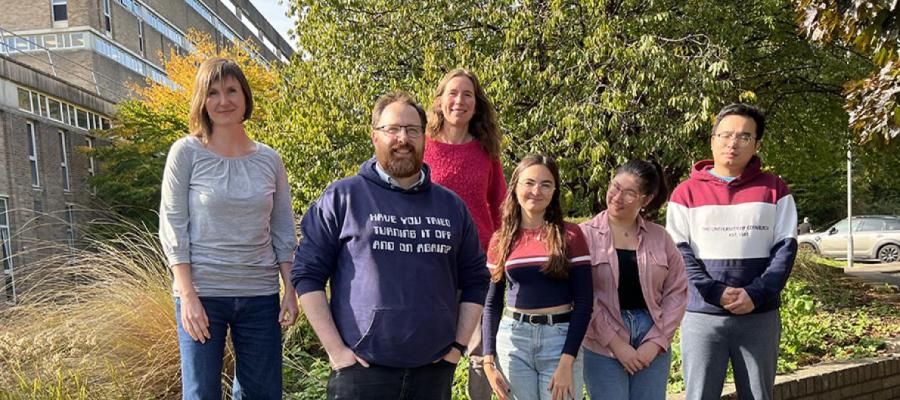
{"left": 326, "top": 361, "right": 457, "bottom": 400}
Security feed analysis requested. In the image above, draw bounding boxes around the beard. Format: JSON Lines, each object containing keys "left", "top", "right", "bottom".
{"left": 377, "top": 142, "right": 423, "bottom": 178}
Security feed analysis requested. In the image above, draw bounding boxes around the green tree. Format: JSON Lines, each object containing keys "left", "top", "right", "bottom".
{"left": 282, "top": 0, "right": 875, "bottom": 221}
{"left": 796, "top": 0, "right": 899, "bottom": 143}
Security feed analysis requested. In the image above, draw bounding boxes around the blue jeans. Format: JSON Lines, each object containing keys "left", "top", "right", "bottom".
{"left": 495, "top": 316, "right": 584, "bottom": 400}
{"left": 175, "top": 294, "right": 282, "bottom": 400}
{"left": 583, "top": 309, "right": 671, "bottom": 400}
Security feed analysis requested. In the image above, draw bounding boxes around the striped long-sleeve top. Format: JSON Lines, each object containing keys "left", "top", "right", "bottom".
{"left": 482, "top": 222, "right": 593, "bottom": 356}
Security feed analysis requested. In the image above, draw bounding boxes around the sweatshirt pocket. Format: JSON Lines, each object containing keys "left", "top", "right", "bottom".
{"left": 352, "top": 307, "right": 456, "bottom": 366}
{"left": 706, "top": 259, "right": 768, "bottom": 288}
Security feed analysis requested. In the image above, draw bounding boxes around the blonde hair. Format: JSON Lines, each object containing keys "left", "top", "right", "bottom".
{"left": 188, "top": 58, "right": 253, "bottom": 141}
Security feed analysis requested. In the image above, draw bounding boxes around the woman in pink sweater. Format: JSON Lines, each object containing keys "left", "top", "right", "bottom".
{"left": 579, "top": 160, "right": 688, "bottom": 400}
{"left": 425, "top": 68, "right": 506, "bottom": 400}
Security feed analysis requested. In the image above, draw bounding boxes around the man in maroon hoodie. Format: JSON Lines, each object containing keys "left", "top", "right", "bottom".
{"left": 666, "top": 103, "right": 798, "bottom": 400}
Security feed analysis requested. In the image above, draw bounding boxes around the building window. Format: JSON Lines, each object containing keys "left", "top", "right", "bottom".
{"left": 64, "top": 104, "right": 72, "bottom": 125}
{"left": 59, "top": 130, "right": 70, "bottom": 191}
{"left": 17, "top": 88, "right": 32, "bottom": 112}
{"left": 33, "top": 94, "right": 45, "bottom": 117}
{"left": 76, "top": 108, "right": 88, "bottom": 129}
{"left": 1, "top": 197, "right": 15, "bottom": 303}
{"left": 86, "top": 137, "right": 96, "bottom": 176}
{"left": 18, "top": 86, "right": 116, "bottom": 133}
{"left": 138, "top": 21, "right": 145, "bottom": 55}
{"left": 102, "top": 0, "right": 112, "bottom": 36}
{"left": 87, "top": 137, "right": 97, "bottom": 195}
{"left": 27, "top": 122, "right": 40, "bottom": 188}
{"left": 51, "top": 0, "right": 68, "bottom": 24}
{"left": 48, "top": 99, "right": 63, "bottom": 122}
{"left": 65, "top": 203, "right": 75, "bottom": 248}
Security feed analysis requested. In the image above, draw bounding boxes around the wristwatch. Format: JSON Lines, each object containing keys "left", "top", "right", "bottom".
{"left": 451, "top": 341, "right": 468, "bottom": 354}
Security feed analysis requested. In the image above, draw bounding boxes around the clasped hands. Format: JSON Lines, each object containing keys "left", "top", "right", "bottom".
{"left": 720, "top": 286, "right": 755, "bottom": 315}
{"left": 610, "top": 339, "right": 663, "bottom": 375}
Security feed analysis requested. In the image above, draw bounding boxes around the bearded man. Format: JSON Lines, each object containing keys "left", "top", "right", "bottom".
{"left": 292, "top": 92, "right": 490, "bottom": 400}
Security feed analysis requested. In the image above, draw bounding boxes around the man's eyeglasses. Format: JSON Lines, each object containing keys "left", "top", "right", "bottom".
{"left": 713, "top": 132, "right": 755, "bottom": 145}
{"left": 518, "top": 180, "right": 555, "bottom": 194}
{"left": 607, "top": 182, "right": 645, "bottom": 204}
{"left": 375, "top": 125, "right": 424, "bottom": 139}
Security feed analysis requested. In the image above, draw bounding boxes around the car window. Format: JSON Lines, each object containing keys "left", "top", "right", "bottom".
{"left": 857, "top": 220, "right": 884, "bottom": 232}
{"left": 885, "top": 220, "right": 900, "bottom": 231}
{"left": 830, "top": 219, "right": 852, "bottom": 234}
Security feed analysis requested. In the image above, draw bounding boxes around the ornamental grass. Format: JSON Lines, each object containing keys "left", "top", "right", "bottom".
{"left": 0, "top": 213, "right": 233, "bottom": 399}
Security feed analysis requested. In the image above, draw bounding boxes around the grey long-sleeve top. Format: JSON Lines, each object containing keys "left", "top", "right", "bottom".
{"left": 159, "top": 136, "right": 296, "bottom": 297}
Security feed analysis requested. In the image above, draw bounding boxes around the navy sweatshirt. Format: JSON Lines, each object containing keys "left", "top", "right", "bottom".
{"left": 292, "top": 158, "right": 490, "bottom": 368}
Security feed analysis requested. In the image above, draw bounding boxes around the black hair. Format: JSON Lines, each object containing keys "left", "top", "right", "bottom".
{"left": 713, "top": 103, "right": 766, "bottom": 141}
{"left": 614, "top": 159, "right": 667, "bottom": 214}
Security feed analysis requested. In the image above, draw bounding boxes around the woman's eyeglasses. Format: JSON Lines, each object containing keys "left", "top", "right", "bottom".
{"left": 607, "top": 182, "right": 645, "bottom": 204}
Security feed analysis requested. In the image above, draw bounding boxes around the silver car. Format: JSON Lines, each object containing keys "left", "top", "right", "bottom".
{"left": 797, "top": 215, "right": 900, "bottom": 263}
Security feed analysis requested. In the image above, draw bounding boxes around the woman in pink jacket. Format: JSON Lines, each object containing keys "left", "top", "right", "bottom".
{"left": 579, "top": 159, "right": 688, "bottom": 400}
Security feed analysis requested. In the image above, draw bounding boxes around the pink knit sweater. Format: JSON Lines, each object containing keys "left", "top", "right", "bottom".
{"left": 424, "top": 136, "right": 507, "bottom": 250}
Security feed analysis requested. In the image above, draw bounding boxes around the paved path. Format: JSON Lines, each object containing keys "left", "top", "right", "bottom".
{"left": 842, "top": 262, "right": 900, "bottom": 288}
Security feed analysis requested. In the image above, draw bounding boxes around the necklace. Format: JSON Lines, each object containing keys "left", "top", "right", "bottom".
{"left": 610, "top": 220, "right": 638, "bottom": 238}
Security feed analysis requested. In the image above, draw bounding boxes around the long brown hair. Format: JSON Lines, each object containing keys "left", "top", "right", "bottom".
{"left": 188, "top": 58, "right": 253, "bottom": 142}
{"left": 490, "top": 155, "right": 570, "bottom": 283}
{"left": 426, "top": 68, "right": 501, "bottom": 158}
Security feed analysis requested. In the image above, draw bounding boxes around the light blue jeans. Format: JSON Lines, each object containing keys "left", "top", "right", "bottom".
{"left": 583, "top": 309, "right": 671, "bottom": 400}
{"left": 495, "top": 316, "right": 584, "bottom": 400}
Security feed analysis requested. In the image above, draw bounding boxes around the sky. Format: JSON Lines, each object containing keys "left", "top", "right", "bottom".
{"left": 248, "top": 0, "right": 298, "bottom": 51}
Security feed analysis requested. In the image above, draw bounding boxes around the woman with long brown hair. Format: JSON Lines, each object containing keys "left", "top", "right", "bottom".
{"left": 425, "top": 68, "right": 507, "bottom": 398}
{"left": 481, "top": 155, "right": 592, "bottom": 400}
{"left": 159, "top": 58, "right": 297, "bottom": 399}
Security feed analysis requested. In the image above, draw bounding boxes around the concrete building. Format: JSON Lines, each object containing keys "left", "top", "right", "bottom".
{"left": 0, "top": 0, "right": 295, "bottom": 303}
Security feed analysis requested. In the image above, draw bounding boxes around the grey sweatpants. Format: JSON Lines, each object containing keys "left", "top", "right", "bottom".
{"left": 680, "top": 310, "right": 780, "bottom": 400}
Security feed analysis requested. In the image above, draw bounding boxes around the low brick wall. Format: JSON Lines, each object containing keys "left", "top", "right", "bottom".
{"left": 669, "top": 338, "right": 900, "bottom": 400}
{"left": 718, "top": 356, "right": 900, "bottom": 400}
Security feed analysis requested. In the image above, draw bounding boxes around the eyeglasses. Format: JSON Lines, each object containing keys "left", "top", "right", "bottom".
{"left": 713, "top": 132, "right": 756, "bottom": 145}
{"left": 607, "top": 182, "right": 645, "bottom": 204}
{"left": 518, "top": 180, "right": 555, "bottom": 194}
{"left": 375, "top": 125, "right": 424, "bottom": 139}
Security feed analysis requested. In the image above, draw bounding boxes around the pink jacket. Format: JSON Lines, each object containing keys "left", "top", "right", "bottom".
{"left": 579, "top": 211, "right": 687, "bottom": 357}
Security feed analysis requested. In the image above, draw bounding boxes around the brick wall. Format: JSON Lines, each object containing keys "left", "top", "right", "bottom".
{"left": 717, "top": 356, "right": 900, "bottom": 400}
{"left": 1, "top": 57, "right": 113, "bottom": 304}
{"left": 0, "top": 1, "right": 52, "bottom": 30}
{"left": 111, "top": 2, "right": 142, "bottom": 56}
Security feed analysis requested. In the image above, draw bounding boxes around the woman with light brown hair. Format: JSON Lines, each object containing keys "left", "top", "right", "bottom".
{"left": 481, "top": 155, "right": 592, "bottom": 400}
{"left": 159, "top": 58, "right": 297, "bottom": 399}
{"left": 424, "top": 68, "right": 507, "bottom": 399}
